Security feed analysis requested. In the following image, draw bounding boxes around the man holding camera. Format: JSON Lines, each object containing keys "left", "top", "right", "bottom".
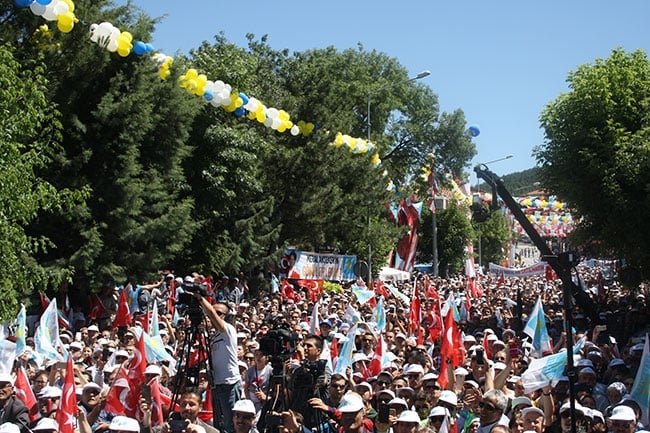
{"left": 154, "top": 391, "right": 219, "bottom": 433}
{"left": 194, "top": 295, "right": 242, "bottom": 433}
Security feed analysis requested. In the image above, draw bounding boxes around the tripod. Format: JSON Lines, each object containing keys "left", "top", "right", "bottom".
{"left": 257, "top": 358, "right": 290, "bottom": 433}
{"left": 170, "top": 305, "right": 219, "bottom": 426}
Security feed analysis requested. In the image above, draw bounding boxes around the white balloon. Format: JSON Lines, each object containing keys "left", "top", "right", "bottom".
{"left": 290, "top": 125, "right": 300, "bottom": 136}
{"left": 263, "top": 117, "right": 273, "bottom": 128}
{"left": 42, "top": 2, "right": 59, "bottom": 21}
{"left": 107, "top": 39, "right": 118, "bottom": 52}
{"left": 271, "top": 118, "right": 281, "bottom": 130}
{"left": 53, "top": 0, "right": 68, "bottom": 15}
{"left": 29, "top": 2, "right": 46, "bottom": 16}
{"left": 213, "top": 80, "right": 225, "bottom": 92}
{"left": 244, "top": 98, "right": 258, "bottom": 112}
{"left": 266, "top": 107, "right": 279, "bottom": 119}
{"left": 89, "top": 23, "right": 99, "bottom": 42}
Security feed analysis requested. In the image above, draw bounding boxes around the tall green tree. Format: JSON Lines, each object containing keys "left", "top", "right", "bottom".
{"left": 0, "top": 44, "right": 84, "bottom": 317}
{"left": 535, "top": 48, "right": 650, "bottom": 274}
{"left": 3, "top": 0, "right": 200, "bottom": 290}
{"left": 435, "top": 202, "right": 474, "bottom": 276}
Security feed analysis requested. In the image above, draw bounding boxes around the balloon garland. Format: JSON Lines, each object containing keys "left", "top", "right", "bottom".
{"left": 13, "top": 0, "right": 380, "bottom": 163}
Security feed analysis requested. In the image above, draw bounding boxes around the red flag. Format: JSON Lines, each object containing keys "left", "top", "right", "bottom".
{"left": 197, "top": 387, "right": 213, "bottom": 424}
{"left": 409, "top": 287, "right": 421, "bottom": 338}
{"left": 496, "top": 272, "right": 506, "bottom": 288}
{"left": 438, "top": 312, "right": 463, "bottom": 389}
{"left": 149, "top": 378, "right": 165, "bottom": 426}
{"left": 112, "top": 289, "right": 132, "bottom": 330}
{"left": 14, "top": 367, "right": 38, "bottom": 421}
{"left": 482, "top": 332, "right": 492, "bottom": 360}
{"left": 105, "top": 367, "right": 129, "bottom": 415}
{"left": 545, "top": 265, "right": 557, "bottom": 281}
{"left": 55, "top": 357, "right": 77, "bottom": 433}
{"left": 296, "top": 279, "right": 323, "bottom": 302}
{"left": 424, "top": 279, "right": 439, "bottom": 300}
{"left": 87, "top": 294, "right": 107, "bottom": 321}
{"left": 367, "top": 337, "right": 384, "bottom": 377}
{"left": 123, "top": 333, "right": 147, "bottom": 417}
{"left": 281, "top": 279, "right": 296, "bottom": 301}
{"left": 375, "top": 280, "right": 390, "bottom": 299}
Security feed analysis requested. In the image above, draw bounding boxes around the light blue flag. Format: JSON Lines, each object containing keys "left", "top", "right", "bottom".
{"left": 271, "top": 274, "right": 279, "bottom": 294}
{"left": 334, "top": 324, "right": 358, "bottom": 375}
{"left": 373, "top": 298, "right": 386, "bottom": 332}
{"left": 34, "top": 298, "right": 64, "bottom": 361}
{"left": 629, "top": 334, "right": 650, "bottom": 426}
{"left": 387, "top": 284, "right": 410, "bottom": 304}
{"left": 523, "top": 296, "right": 552, "bottom": 356}
{"left": 133, "top": 327, "right": 176, "bottom": 367}
{"left": 459, "top": 298, "right": 469, "bottom": 321}
{"left": 15, "top": 305, "right": 26, "bottom": 356}
{"left": 150, "top": 299, "right": 160, "bottom": 338}
{"left": 351, "top": 284, "right": 375, "bottom": 305}
{"left": 521, "top": 336, "right": 585, "bottom": 393}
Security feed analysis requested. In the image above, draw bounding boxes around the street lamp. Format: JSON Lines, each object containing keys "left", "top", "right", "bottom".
{"left": 365, "top": 70, "right": 430, "bottom": 283}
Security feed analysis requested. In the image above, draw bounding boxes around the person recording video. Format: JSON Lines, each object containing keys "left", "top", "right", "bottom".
{"left": 158, "top": 390, "right": 219, "bottom": 433}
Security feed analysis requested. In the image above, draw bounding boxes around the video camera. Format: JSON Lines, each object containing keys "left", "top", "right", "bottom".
{"left": 259, "top": 325, "right": 299, "bottom": 360}
{"left": 177, "top": 282, "right": 209, "bottom": 325}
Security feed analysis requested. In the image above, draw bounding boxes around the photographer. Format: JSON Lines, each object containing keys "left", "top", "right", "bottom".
{"left": 265, "top": 410, "right": 309, "bottom": 433}
{"left": 288, "top": 335, "right": 332, "bottom": 431}
{"left": 155, "top": 391, "right": 218, "bottom": 433}
{"left": 194, "top": 294, "right": 243, "bottom": 433}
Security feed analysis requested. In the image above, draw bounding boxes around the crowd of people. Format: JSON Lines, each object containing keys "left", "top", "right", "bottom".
{"left": 1, "top": 263, "right": 649, "bottom": 433}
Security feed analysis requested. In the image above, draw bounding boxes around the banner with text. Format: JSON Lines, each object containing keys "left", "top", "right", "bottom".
{"left": 488, "top": 262, "right": 548, "bottom": 278}
{"left": 288, "top": 251, "right": 356, "bottom": 281}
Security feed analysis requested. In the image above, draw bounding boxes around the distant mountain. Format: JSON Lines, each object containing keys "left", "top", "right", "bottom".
{"left": 476, "top": 167, "right": 542, "bottom": 197}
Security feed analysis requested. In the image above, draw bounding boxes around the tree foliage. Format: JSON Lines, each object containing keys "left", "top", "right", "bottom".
{"left": 535, "top": 48, "right": 650, "bottom": 274}
{"left": 434, "top": 202, "right": 474, "bottom": 276}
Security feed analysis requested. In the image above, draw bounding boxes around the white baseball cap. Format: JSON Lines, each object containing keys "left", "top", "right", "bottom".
{"left": 32, "top": 418, "right": 59, "bottom": 431}
{"left": 233, "top": 399, "right": 256, "bottom": 415}
{"left": 396, "top": 410, "right": 420, "bottom": 424}
{"left": 109, "top": 416, "right": 140, "bottom": 432}
{"left": 609, "top": 405, "right": 636, "bottom": 422}
{"left": 338, "top": 392, "right": 365, "bottom": 413}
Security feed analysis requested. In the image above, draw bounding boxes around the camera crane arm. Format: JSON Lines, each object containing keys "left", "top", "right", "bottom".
{"left": 474, "top": 164, "right": 596, "bottom": 433}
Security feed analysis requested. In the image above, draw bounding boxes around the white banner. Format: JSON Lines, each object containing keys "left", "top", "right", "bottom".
{"left": 488, "top": 261, "right": 548, "bottom": 277}
{"left": 288, "top": 251, "right": 357, "bottom": 281}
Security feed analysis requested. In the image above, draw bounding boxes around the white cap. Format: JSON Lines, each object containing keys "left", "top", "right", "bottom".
{"left": 115, "top": 349, "right": 130, "bottom": 358}
{"left": 493, "top": 362, "right": 507, "bottom": 371}
{"left": 464, "top": 380, "right": 480, "bottom": 389}
{"left": 429, "top": 406, "right": 450, "bottom": 418}
{"left": 609, "top": 405, "right": 636, "bottom": 421}
{"left": 376, "top": 389, "right": 395, "bottom": 400}
{"left": 144, "top": 365, "right": 162, "bottom": 376}
{"left": 511, "top": 396, "right": 532, "bottom": 409}
{"left": 0, "top": 424, "right": 20, "bottom": 433}
{"left": 388, "top": 397, "right": 409, "bottom": 409}
{"left": 352, "top": 353, "right": 369, "bottom": 363}
{"left": 69, "top": 341, "right": 83, "bottom": 350}
{"left": 521, "top": 407, "right": 545, "bottom": 419}
{"left": 338, "top": 392, "right": 365, "bottom": 413}
{"left": 33, "top": 418, "right": 59, "bottom": 431}
{"left": 396, "top": 410, "right": 420, "bottom": 424}
{"left": 109, "top": 416, "right": 141, "bottom": 432}
{"left": 87, "top": 325, "right": 99, "bottom": 332}
{"left": 560, "top": 401, "right": 585, "bottom": 415}
{"left": 355, "top": 382, "right": 372, "bottom": 394}
{"left": 463, "top": 335, "right": 477, "bottom": 343}
{"left": 454, "top": 366, "right": 469, "bottom": 376}
{"left": 233, "top": 399, "right": 256, "bottom": 415}
{"left": 404, "top": 363, "right": 424, "bottom": 375}
{"left": 439, "top": 390, "right": 458, "bottom": 406}
{"left": 38, "top": 386, "right": 62, "bottom": 399}
{"left": 422, "top": 372, "right": 439, "bottom": 382}
{"left": 82, "top": 382, "right": 102, "bottom": 393}
{"left": 396, "top": 386, "right": 415, "bottom": 396}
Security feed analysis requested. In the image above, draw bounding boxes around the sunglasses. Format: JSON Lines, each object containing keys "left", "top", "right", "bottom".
{"left": 245, "top": 357, "right": 254, "bottom": 361}
{"left": 478, "top": 402, "right": 498, "bottom": 412}
{"left": 216, "top": 311, "right": 227, "bottom": 317}
{"left": 423, "top": 385, "right": 441, "bottom": 390}
{"left": 611, "top": 421, "right": 632, "bottom": 428}
{"left": 429, "top": 416, "right": 445, "bottom": 423}
{"left": 330, "top": 383, "right": 346, "bottom": 390}
{"left": 377, "top": 381, "right": 392, "bottom": 387}
{"left": 234, "top": 413, "right": 254, "bottom": 421}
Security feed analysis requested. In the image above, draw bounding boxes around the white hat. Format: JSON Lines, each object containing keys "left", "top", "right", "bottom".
{"left": 578, "top": 367, "right": 597, "bottom": 376}
{"left": 38, "top": 386, "right": 62, "bottom": 399}
{"left": 608, "top": 358, "right": 626, "bottom": 368}
{"left": 144, "top": 365, "right": 162, "bottom": 376}
{"left": 560, "top": 402, "right": 585, "bottom": 416}
{"left": 492, "top": 340, "right": 506, "bottom": 348}
{"left": 355, "top": 382, "right": 372, "bottom": 394}
{"left": 521, "top": 407, "right": 544, "bottom": 419}
{"left": 439, "top": 390, "right": 458, "bottom": 406}
{"left": 109, "top": 416, "right": 140, "bottom": 432}
{"left": 422, "top": 372, "right": 439, "bottom": 382}
{"left": 0, "top": 424, "right": 19, "bottom": 433}
{"left": 233, "top": 399, "right": 256, "bottom": 415}
{"left": 404, "top": 363, "right": 424, "bottom": 375}
{"left": 396, "top": 410, "right": 420, "bottom": 424}
{"left": 463, "top": 335, "right": 477, "bottom": 343}
{"left": 493, "top": 362, "right": 507, "bottom": 371}
{"left": 115, "top": 349, "right": 130, "bottom": 358}
{"left": 511, "top": 396, "right": 532, "bottom": 409}
{"left": 376, "top": 389, "right": 395, "bottom": 400}
{"left": 464, "top": 380, "right": 480, "bottom": 389}
{"left": 388, "top": 397, "right": 409, "bottom": 409}
{"left": 609, "top": 405, "right": 637, "bottom": 421}
{"left": 454, "top": 367, "right": 469, "bottom": 376}
{"left": 352, "top": 353, "right": 369, "bottom": 363}
{"left": 487, "top": 334, "right": 498, "bottom": 341}
{"left": 82, "top": 382, "right": 102, "bottom": 393}
{"left": 396, "top": 386, "right": 415, "bottom": 397}
{"left": 338, "top": 392, "right": 364, "bottom": 413}
{"left": 32, "top": 418, "right": 59, "bottom": 431}
{"left": 429, "top": 406, "right": 450, "bottom": 418}
{"left": 591, "top": 410, "right": 605, "bottom": 423}
{"left": 69, "top": 341, "right": 83, "bottom": 350}
{"left": 395, "top": 333, "right": 407, "bottom": 340}
{"left": 0, "top": 373, "right": 14, "bottom": 386}
{"left": 87, "top": 325, "right": 99, "bottom": 332}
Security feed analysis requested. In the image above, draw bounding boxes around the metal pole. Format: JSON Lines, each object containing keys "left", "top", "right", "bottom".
{"left": 478, "top": 224, "right": 482, "bottom": 272}
{"left": 432, "top": 210, "right": 438, "bottom": 276}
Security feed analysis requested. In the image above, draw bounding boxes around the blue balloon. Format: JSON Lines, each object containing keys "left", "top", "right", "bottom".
{"left": 234, "top": 107, "right": 245, "bottom": 117}
{"left": 203, "top": 90, "right": 214, "bottom": 102}
{"left": 238, "top": 92, "right": 249, "bottom": 106}
{"left": 145, "top": 43, "right": 155, "bottom": 53}
{"left": 468, "top": 125, "right": 481, "bottom": 137}
{"left": 15, "top": 0, "right": 33, "bottom": 7}
{"left": 132, "top": 41, "right": 147, "bottom": 56}
{"left": 35, "top": 0, "right": 51, "bottom": 5}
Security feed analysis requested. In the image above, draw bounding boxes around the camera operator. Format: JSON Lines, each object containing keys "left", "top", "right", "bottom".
{"left": 288, "top": 335, "right": 332, "bottom": 431}
{"left": 266, "top": 410, "right": 309, "bottom": 433}
{"left": 193, "top": 293, "right": 243, "bottom": 433}
{"left": 154, "top": 390, "right": 219, "bottom": 433}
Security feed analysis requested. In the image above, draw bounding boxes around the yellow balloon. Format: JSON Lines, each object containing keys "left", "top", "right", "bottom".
{"left": 185, "top": 69, "right": 198, "bottom": 79}
{"left": 57, "top": 20, "right": 74, "bottom": 33}
{"left": 256, "top": 110, "right": 266, "bottom": 123}
{"left": 334, "top": 133, "right": 344, "bottom": 147}
{"left": 278, "top": 110, "right": 289, "bottom": 121}
{"left": 117, "top": 46, "right": 130, "bottom": 57}
{"left": 57, "top": 12, "right": 74, "bottom": 32}
{"left": 120, "top": 31, "right": 133, "bottom": 43}
{"left": 61, "top": 0, "right": 74, "bottom": 13}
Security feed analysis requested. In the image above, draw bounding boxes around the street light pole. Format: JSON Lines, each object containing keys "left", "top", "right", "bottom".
{"left": 366, "top": 70, "right": 430, "bottom": 284}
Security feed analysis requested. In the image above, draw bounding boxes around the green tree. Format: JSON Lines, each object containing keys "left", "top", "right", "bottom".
{"left": 0, "top": 44, "right": 84, "bottom": 318}
{"left": 474, "top": 209, "right": 512, "bottom": 270}
{"left": 535, "top": 48, "right": 650, "bottom": 274}
{"left": 3, "top": 0, "right": 201, "bottom": 290}
{"left": 435, "top": 202, "right": 474, "bottom": 276}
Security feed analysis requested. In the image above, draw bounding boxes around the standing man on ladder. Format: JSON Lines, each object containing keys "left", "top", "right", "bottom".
{"left": 195, "top": 294, "right": 242, "bottom": 433}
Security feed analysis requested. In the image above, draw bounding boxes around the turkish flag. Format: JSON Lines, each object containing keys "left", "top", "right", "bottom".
{"left": 482, "top": 332, "right": 492, "bottom": 360}
{"left": 424, "top": 279, "right": 439, "bottom": 300}
{"left": 14, "top": 367, "right": 38, "bottom": 421}
{"left": 409, "top": 288, "right": 422, "bottom": 343}
{"left": 87, "top": 294, "right": 107, "bottom": 321}
{"left": 112, "top": 289, "right": 132, "bottom": 330}
{"left": 367, "top": 336, "right": 385, "bottom": 377}
{"left": 281, "top": 279, "right": 296, "bottom": 301}
{"left": 438, "top": 312, "right": 464, "bottom": 389}
{"left": 149, "top": 378, "right": 165, "bottom": 426}
{"left": 375, "top": 280, "right": 390, "bottom": 299}
{"left": 496, "top": 272, "right": 506, "bottom": 288}
{"left": 105, "top": 367, "right": 129, "bottom": 415}
{"left": 545, "top": 265, "right": 557, "bottom": 281}
{"left": 297, "top": 279, "right": 323, "bottom": 302}
{"left": 55, "top": 357, "right": 77, "bottom": 433}
{"left": 197, "top": 386, "right": 213, "bottom": 424}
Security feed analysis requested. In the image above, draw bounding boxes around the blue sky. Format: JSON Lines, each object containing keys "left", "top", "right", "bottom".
{"left": 120, "top": 1, "right": 650, "bottom": 179}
